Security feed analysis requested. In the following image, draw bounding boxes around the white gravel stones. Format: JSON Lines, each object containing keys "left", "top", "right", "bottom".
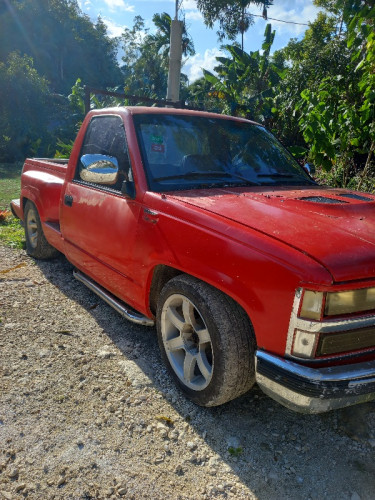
{"left": 7, "top": 467, "right": 19, "bottom": 478}
{"left": 186, "top": 441, "right": 196, "bottom": 451}
{"left": 1, "top": 245, "right": 375, "bottom": 499}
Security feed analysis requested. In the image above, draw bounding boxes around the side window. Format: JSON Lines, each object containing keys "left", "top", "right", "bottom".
{"left": 75, "top": 115, "right": 132, "bottom": 190}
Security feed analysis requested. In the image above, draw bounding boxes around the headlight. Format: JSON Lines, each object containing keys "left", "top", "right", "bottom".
{"left": 300, "top": 290, "right": 324, "bottom": 320}
{"left": 325, "top": 288, "right": 375, "bottom": 316}
{"left": 300, "top": 287, "right": 375, "bottom": 319}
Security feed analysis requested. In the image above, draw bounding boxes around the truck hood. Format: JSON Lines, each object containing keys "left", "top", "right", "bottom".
{"left": 168, "top": 186, "right": 375, "bottom": 283}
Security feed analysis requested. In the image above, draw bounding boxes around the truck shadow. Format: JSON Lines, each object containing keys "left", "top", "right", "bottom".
{"left": 35, "top": 255, "right": 375, "bottom": 500}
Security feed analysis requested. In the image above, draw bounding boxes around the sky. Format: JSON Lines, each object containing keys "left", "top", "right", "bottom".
{"left": 77, "top": 0, "right": 323, "bottom": 83}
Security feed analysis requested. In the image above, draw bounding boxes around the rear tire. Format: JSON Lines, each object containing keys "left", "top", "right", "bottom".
{"left": 24, "top": 201, "right": 59, "bottom": 259}
{"left": 156, "top": 275, "right": 256, "bottom": 407}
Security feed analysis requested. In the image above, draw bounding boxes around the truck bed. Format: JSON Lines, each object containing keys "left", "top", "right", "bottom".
{"left": 22, "top": 157, "right": 69, "bottom": 177}
{"left": 11, "top": 157, "right": 68, "bottom": 252}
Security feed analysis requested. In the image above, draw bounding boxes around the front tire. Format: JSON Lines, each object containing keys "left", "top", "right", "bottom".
{"left": 24, "top": 201, "right": 59, "bottom": 259}
{"left": 156, "top": 275, "right": 255, "bottom": 407}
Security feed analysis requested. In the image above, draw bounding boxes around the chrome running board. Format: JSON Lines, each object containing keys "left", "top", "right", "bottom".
{"left": 73, "top": 270, "right": 154, "bottom": 327}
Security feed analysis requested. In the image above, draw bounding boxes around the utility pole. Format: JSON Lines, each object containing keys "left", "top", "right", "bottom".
{"left": 166, "top": 0, "right": 183, "bottom": 103}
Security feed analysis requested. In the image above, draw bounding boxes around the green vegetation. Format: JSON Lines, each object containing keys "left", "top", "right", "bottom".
{"left": 0, "top": 0, "right": 122, "bottom": 162}
{"left": 0, "top": 163, "right": 23, "bottom": 210}
{"left": 203, "top": 23, "right": 283, "bottom": 122}
{"left": 121, "top": 13, "right": 194, "bottom": 101}
{"left": 0, "top": 214, "right": 25, "bottom": 250}
{"left": 0, "top": 164, "right": 25, "bottom": 249}
{"left": 294, "top": 2, "right": 375, "bottom": 188}
{"left": 228, "top": 446, "right": 243, "bottom": 457}
{"left": 0, "top": 1, "right": 121, "bottom": 95}
{"left": 196, "top": 1, "right": 273, "bottom": 47}
{"left": 0, "top": 2, "right": 194, "bottom": 163}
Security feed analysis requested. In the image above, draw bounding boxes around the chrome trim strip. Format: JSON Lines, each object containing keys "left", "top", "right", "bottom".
{"left": 73, "top": 270, "right": 155, "bottom": 327}
{"left": 285, "top": 288, "right": 375, "bottom": 357}
{"left": 257, "top": 350, "right": 375, "bottom": 382}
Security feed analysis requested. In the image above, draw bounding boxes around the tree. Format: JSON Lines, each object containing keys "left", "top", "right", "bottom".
{"left": 202, "top": 24, "right": 284, "bottom": 122}
{"left": 295, "top": 1, "right": 375, "bottom": 188}
{"left": 196, "top": 0, "right": 273, "bottom": 49}
{"left": 271, "top": 11, "right": 347, "bottom": 147}
{"left": 149, "top": 12, "right": 195, "bottom": 59}
{"left": 0, "top": 53, "right": 55, "bottom": 161}
{"left": 0, "top": 0, "right": 122, "bottom": 93}
{"left": 121, "top": 14, "right": 194, "bottom": 100}
{"left": 345, "top": 2, "right": 375, "bottom": 189}
{"left": 121, "top": 16, "right": 168, "bottom": 99}
{"left": 185, "top": 77, "right": 225, "bottom": 112}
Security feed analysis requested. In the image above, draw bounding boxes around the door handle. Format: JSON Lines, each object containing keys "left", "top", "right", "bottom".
{"left": 64, "top": 194, "right": 73, "bottom": 207}
{"left": 143, "top": 207, "right": 159, "bottom": 224}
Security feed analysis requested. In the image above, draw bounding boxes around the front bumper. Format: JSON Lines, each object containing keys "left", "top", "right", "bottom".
{"left": 255, "top": 350, "right": 375, "bottom": 413}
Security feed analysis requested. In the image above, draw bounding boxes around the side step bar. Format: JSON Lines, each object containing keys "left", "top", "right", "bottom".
{"left": 73, "top": 270, "right": 155, "bottom": 327}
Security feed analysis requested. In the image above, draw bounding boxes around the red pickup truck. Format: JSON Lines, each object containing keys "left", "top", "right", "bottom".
{"left": 11, "top": 107, "right": 375, "bottom": 413}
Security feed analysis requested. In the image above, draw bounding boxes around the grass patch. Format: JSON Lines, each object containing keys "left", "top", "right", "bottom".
{"left": 0, "top": 162, "right": 23, "bottom": 210}
{"left": 228, "top": 446, "right": 243, "bottom": 457}
{"left": 0, "top": 211, "right": 25, "bottom": 249}
{"left": 0, "top": 163, "right": 25, "bottom": 249}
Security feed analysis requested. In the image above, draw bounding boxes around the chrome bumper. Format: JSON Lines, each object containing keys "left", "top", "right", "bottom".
{"left": 10, "top": 198, "right": 22, "bottom": 219}
{"left": 255, "top": 350, "right": 375, "bottom": 413}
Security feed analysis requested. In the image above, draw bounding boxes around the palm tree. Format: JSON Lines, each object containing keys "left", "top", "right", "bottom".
{"left": 148, "top": 12, "right": 195, "bottom": 60}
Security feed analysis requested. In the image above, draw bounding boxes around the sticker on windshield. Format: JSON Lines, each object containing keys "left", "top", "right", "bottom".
{"left": 151, "top": 134, "right": 163, "bottom": 144}
{"left": 144, "top": 128, "right": 167, "bottom": 162}
{"left": 151, "top": 143, "right": 165, "bottom": 153}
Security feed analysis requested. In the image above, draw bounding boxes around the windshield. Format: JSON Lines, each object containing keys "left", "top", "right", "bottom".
{"left": 133, "top": 113, "right": 315, "bottom": 192}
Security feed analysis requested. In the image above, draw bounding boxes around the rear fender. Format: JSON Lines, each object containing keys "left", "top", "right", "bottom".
{"left": 21, "top": 170, "right": 63, "bottom": 224}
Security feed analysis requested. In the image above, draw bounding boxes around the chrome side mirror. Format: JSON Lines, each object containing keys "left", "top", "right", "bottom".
{"left": 80, "top": 154, "right": 119, "bottom": 185}
{"left": 303, "top": 163, "right": 316, "bottom": 175}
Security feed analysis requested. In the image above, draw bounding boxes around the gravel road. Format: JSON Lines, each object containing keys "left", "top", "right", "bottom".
{"left": 1, "top": 245, "right": 375, "bottom": 500}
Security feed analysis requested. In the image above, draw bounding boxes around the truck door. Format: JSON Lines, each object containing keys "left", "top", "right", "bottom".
{"left": 60, "top": 114, "right": 143, "bottom": 309}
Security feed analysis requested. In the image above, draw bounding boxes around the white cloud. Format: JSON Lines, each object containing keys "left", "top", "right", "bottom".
{"left": 78, "top": 0, "right": 92, "bottom": 9}
{"left": 260, "top": 1, "right": 321, "bottom": 36}
{"left": 103, "top": 0, "right": 134, "bottom": 12}
{"left": 182, "top": 0, "right": 198, "bottom": 9}
{"left": 184, "top": 10, "right": 202, "bottom": 21}
{"left": 102, "top": 17, "right": 125, "bottom": 37}
{"left": 184, "top": 47, "right": 224, "bottom": 83}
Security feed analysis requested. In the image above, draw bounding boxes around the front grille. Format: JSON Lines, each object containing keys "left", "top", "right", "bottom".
{"left": 317, "top": 326, "right": 375, "bottom": 356}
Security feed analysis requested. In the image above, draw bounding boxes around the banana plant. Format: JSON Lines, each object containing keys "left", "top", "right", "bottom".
{"left": 203, "top": 24, "right": 284, "bottom": 122}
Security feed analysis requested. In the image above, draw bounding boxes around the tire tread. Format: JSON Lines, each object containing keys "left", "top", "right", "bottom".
{"left": 24, "top": 201, "right": 59, "bottom": 260}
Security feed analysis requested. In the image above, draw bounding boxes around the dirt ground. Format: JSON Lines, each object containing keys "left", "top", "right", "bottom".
{"left": 1, "top": 244, "right": 375, "bottom": 500}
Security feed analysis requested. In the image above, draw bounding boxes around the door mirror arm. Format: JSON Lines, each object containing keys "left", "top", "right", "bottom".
{"left": 121, "top": 180, "right": 136, "bottom": 199}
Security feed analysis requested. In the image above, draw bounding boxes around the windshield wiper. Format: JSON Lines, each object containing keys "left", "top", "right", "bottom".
{"left": 228, "top": 172, "right": 260, "bottom": 186}
{"left": 257, "top": 173, "right": 296, "bottom": 178}
{"left": 256, "top": 173, "right": 317, "bottom": 184}
{"left": 153, "top": 170, "right": 231, "bottom": 181}
{"left": 154, "top": 170, "right": 261, "bottom": 187}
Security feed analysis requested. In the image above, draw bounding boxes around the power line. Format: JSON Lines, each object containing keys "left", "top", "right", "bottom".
{"left": 252, "top": 13, "right": 309, "bottom": 26}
